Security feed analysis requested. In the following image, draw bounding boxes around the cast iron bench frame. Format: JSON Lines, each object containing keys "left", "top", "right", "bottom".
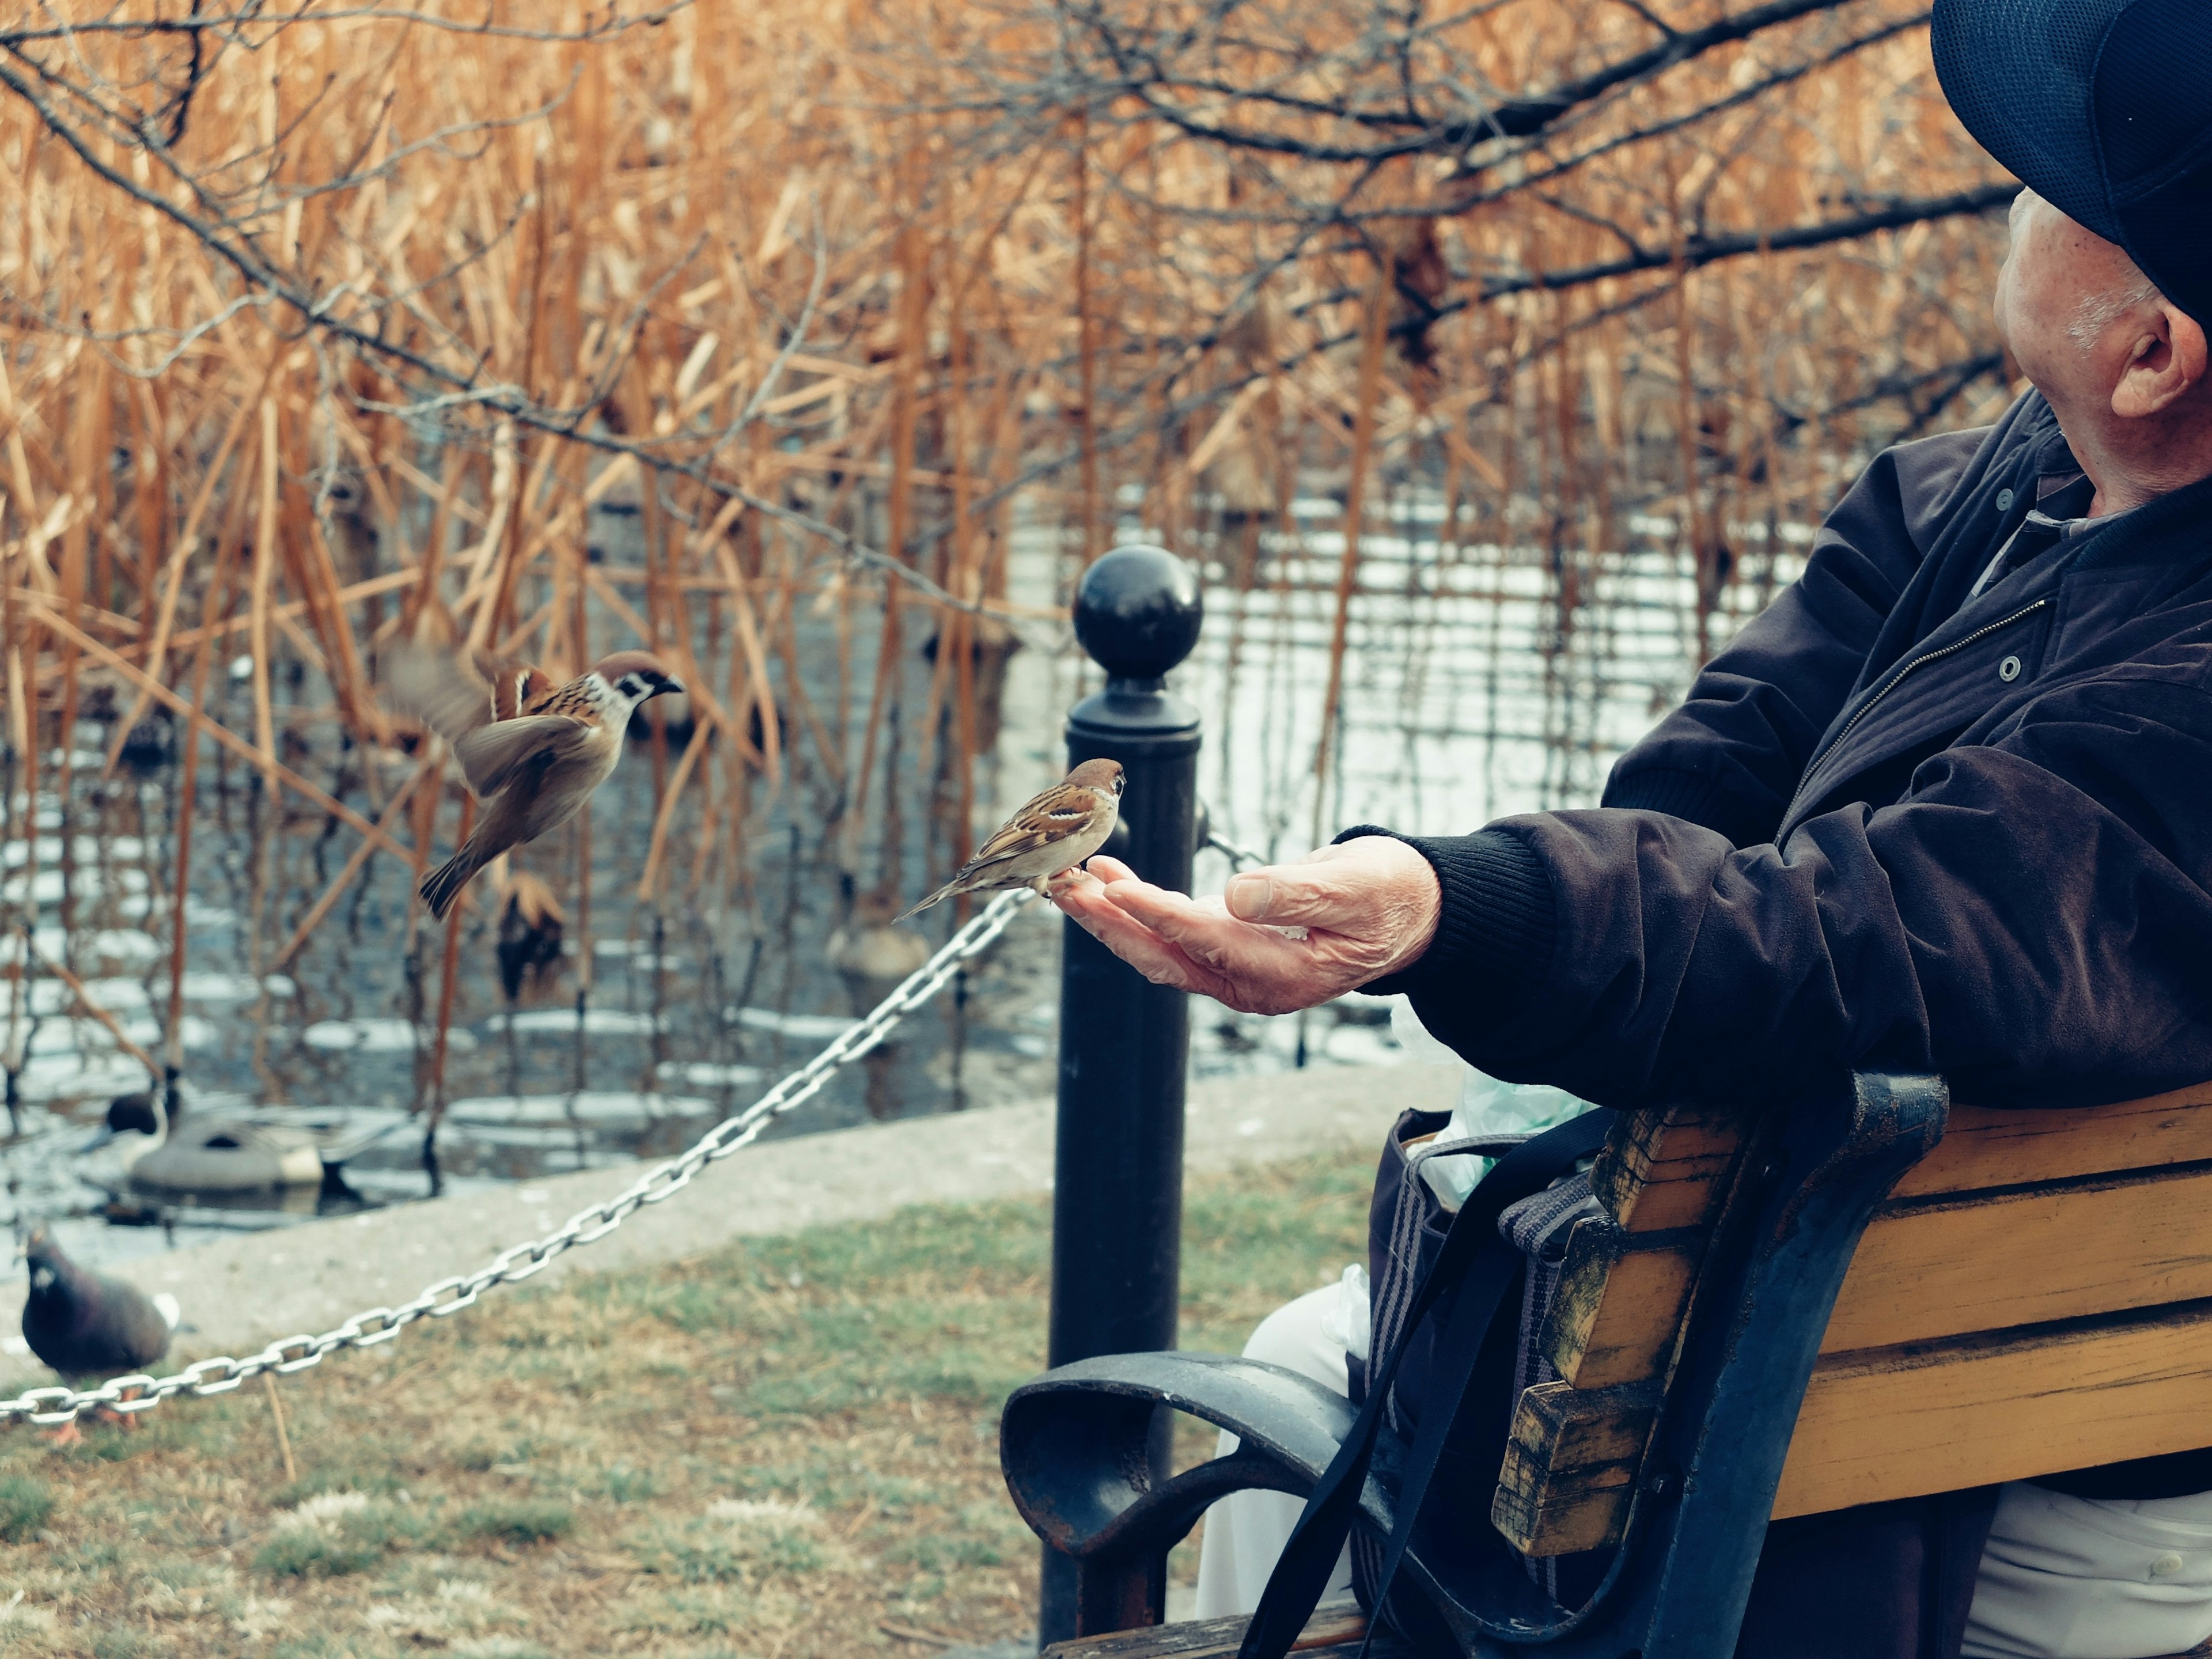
{"left": 1001, "top": 1073, "right": 2212, "bottom": 1657}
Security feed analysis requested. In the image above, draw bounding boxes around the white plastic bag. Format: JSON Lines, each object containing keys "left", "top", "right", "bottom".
{"left": 1317, "top": 1262, "right": 1372, "bottom": 1362}
{"left": 1389, "top": 998, "right": 1593, "bottom": 1209}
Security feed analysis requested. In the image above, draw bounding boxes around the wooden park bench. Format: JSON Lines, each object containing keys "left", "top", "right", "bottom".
{"left": 1001, "top": 1072, "right": 2212, "bottom": 1657}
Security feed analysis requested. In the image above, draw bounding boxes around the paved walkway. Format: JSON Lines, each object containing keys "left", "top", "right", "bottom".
{"left": 3, "top": 1062, "right": 1450, "bottom": 1386}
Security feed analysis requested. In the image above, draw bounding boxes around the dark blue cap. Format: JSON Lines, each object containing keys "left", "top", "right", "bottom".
{"left": 1933, "top": 0, "right": 2212, "bottom": 327}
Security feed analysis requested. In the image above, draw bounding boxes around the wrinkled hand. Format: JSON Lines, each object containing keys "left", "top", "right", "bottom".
{"left": 1050, "top": 836, "right": 1441, "bottom": 1015}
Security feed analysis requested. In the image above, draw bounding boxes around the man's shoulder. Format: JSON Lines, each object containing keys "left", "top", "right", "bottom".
{"left": 1874, "top": 390, "right": 2065, "bottom": 551}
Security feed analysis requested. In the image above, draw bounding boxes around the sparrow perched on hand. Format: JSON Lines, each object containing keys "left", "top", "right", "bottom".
{"left": 898, "top": 759, "right": 1125, "bottom": 920}
{"left": 383, "top": 645, "right": 683, "bottom": 920}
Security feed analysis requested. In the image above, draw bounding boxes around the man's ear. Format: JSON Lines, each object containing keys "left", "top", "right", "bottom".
{"left": 2112, "top": 302, "right": 2209, "bottom": 419}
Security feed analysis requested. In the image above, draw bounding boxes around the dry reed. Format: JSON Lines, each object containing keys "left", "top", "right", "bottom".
{"left": 0, "top": 0, "right": 2016, "bottom": 1107}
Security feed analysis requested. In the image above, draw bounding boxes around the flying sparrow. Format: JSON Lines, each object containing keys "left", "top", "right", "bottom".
{"left": 383, "top": 645, "right": 684, "bottom": 920}
{"left": 898, "top": 759, "right": 1126, "bottom": 921}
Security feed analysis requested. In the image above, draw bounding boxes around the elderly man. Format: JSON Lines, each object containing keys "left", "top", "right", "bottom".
{"left": 1053, "top": 1, "right": 2212, "bottom": 1654}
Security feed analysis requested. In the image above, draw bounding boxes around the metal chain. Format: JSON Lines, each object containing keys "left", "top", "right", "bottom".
{"left": 0, "top": 888, "right": 1037, "bottom": 1426}
{"left": 1203, "top": 830, "right": 1268, "bottom": 870}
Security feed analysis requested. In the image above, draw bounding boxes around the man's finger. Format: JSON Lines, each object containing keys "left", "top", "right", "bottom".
{"left": 1050, "top": 864, "right": 1111, "bottom": 905}
{"left": 1052, "top": 877, "right": 1235, "bottom": 999}
{"left": 1097, "top": 874, "right": 1319, "bottom": 986}
{"left": 1223, "top": 861, "right": 1358, "bottom": 927}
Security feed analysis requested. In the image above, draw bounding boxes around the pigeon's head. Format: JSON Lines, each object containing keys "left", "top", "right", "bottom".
{"left": 21, "top": 1227, "right": 65, "bottom": 1294}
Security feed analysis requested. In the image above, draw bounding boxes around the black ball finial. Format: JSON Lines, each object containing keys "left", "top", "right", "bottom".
{"left": 1073, "top": 546, "right": 1203, "bottom": 685}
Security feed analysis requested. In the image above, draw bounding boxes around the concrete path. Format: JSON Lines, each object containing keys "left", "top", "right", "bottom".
{"left": 2, "top": 1062, "right": 1453, "bottom": 1388}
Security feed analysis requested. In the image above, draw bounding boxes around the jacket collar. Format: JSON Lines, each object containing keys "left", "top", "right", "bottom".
{"left": 2069, "top": 465, "right": 2212, "bottom": 572}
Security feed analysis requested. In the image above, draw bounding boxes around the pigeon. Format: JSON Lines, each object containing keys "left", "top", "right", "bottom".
{"left": 20, "top": 1227, "right": 180, "bottom": 1381}
{"left": 382, "top": 643, "right": 684, "bottom": 920}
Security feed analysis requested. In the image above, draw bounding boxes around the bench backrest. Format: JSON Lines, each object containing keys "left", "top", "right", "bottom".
{"left": 1493, "top": 1080, "right": 2212, "bottom": 1557}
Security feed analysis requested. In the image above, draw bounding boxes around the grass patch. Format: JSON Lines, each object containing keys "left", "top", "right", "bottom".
{"left": 583, "top": 1461, "right": 660, "bottom": 1503}
{"left": 892, "top": 1532, "right": 1005, "bottom": 1573}
{"left": 253, "top": 1492, "right": 427, "bottom": 1578}
{"left": 627, "top": 1500, "right": 831, "bottom": 1584}
{"left": 0, "top": 1150, "right": 1372, "bottom": 1657}
{"left": 618, "top": 1587, "right": 750, "bottom": 1637}
{"left": 253, "top": 1527, "right": 389, "bottom": 1580}
{"left": 0, "top": 1472, "right": 54, "bottom": 1541}
{"left": 450, "top": 1497, "right": 574, "bottom": 1547}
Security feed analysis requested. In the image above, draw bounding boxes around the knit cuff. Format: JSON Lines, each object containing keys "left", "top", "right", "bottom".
{"left": 1330, "top": 825, "right": 1556, "bottom": 1005}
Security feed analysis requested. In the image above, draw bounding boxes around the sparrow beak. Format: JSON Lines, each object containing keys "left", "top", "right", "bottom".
{"left": 657, "top": 677, "right": 684, "bottom": 698}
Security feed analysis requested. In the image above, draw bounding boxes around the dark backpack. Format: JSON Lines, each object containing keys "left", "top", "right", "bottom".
{"left": 1237, "top": 1106, "right": 1616, "bottom": 1659}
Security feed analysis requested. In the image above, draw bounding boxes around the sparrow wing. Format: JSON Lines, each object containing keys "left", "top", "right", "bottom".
{"left": 384, "top": 642, "right": 556, "bottom": 739}
{"left": 382, "top": 643, "right": 494, "bottom": 740}
{"left": 478, "top": 653, "right": 559, "bottom": 720}
{"left": 452, "top": 714, "right": 597, "bottom": 800}
{"left": 956, "top": 782, "right": 1095, "bottom": 877}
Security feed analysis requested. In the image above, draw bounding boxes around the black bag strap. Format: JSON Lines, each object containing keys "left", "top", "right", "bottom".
{"left": 1237, "top": 1108, "right": 1618, "bottom": 1659}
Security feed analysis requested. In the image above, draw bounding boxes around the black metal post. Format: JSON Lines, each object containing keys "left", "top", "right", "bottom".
{"left": 1039, "top": 545, "right": 1203, "bottom": 1646}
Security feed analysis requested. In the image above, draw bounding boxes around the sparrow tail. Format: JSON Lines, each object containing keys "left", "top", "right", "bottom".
{"left": 894, "top": 881, "right": 959, "bottom": 924}
{"left": 421, "top": 846, "right": 490, "bottom": 921}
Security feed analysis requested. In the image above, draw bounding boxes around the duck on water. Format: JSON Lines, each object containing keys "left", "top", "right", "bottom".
{"left": 81, "top": 1085, "right": 328, "bottom": 1196}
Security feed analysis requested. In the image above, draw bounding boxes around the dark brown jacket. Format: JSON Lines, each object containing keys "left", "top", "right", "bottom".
{"left": 1371, "top": 388, "right": 2212, "bottom": 1114}
{"left": 1363, "top": 389, "right": 2212, "bottom": 1657}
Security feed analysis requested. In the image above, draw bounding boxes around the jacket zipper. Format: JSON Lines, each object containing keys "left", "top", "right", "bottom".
{"left": 1780, "top": 598, "right": 2051, "bottom": 831}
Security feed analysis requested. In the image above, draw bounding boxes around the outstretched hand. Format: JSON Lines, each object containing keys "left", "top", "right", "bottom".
{"left": 1050, "top": 835, "right": 1441, "bottom": 1015}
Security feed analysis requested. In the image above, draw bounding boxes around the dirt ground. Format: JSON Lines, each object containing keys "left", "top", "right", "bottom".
{"left": 0, "top": 1152, "right": 1373, "bottom": 1658}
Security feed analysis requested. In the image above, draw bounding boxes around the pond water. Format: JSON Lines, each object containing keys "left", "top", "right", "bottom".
{"left": 1, "top": 489, "right": 1798, "bottom": 1271}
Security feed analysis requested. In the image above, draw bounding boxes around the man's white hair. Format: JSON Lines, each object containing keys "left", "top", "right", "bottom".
{"left": 2070, "top": 271, "right": 2164, "bottom": 351}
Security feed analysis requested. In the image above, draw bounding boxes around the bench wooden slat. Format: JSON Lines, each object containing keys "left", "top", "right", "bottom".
{"left": 1491, "top": 1084, "right": 2212, "bottom": 1558}
{"left": 1491, "top": 1105, "right": 1750, "bottom": 1554}
{"left": 1825, "top": 1163, "right": 2212, "bottom": 1352}
{"left": 1777, "top": 1299, "right": 2212, "bottom": 1518}
{"left": 1492, "top": 1380, "right": 1660, "bottom": 1556}
{"left": 1540, "top": 1223, "right": 1704, "bottom": 1389}
{"left": 1892, "top": 1082, "right": 2212, "bottom": 1198}
{"left": 1590, "top": 1103, "right": 1744, "bottom": 1233}
{"left": 1547, "top": 1104, "right": 1750, "bottom": 1396}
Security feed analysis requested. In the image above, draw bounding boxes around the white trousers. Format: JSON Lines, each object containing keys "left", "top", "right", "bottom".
{"left": 1194, "top": 1284, "right": 1357, "bottom": 1620}
{"left": 1197, "top": 1283, "right": 2212, "bottom": 1658}
{"left": 1964, "top": 1483, "right": 2212, "bottom": 1658}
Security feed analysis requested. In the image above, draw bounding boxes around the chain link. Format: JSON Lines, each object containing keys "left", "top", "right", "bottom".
{"left": 1, "top": 888, "right": 1036, "bottom": 1426}
{"left": 1203, "top": 830, "right": 1268, "bottom": 870}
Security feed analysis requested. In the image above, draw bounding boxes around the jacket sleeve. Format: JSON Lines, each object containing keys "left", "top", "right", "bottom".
{"left": 1600, "top": 424, "right": 1991, "bottom": 847}
{"left": 1379, "top": 671, "right": 2212, "bottom": 1112}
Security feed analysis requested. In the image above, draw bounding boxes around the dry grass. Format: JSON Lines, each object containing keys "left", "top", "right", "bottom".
{"left": 0, "top": 1150, "right": 1373, "bottom": 1657}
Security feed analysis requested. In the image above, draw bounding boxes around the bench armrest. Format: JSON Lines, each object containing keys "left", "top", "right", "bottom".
{"left": 1001, "top": 1352, "right": 1390, "bottom": 1635}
